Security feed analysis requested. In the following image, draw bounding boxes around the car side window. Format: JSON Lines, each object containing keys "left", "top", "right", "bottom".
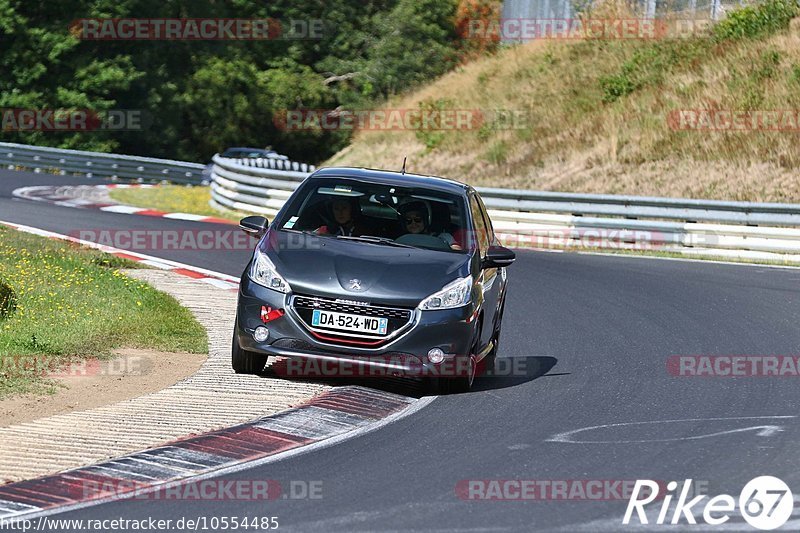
{"left": 469, "top": 195, "right": 489, "bottom": 256}
{"left": 476, "top": 194, "right": 495, "bottom": 245}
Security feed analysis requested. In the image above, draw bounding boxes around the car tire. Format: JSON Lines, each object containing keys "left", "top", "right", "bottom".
{"left": 484, "top": 299, "right": 505, "bottom": 372}
{"left": 437, "top": 355, "right": 476, "bottom": 394}
{"left": 231, "top": 321, "right": 269, "bottom": 374}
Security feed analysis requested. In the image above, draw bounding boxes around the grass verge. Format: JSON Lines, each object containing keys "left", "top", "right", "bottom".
{"left": 108, "top": 185, "right": 247, "bottom": 222}
{"left": 0, "top": 226, "right": 207, "bottom": 398}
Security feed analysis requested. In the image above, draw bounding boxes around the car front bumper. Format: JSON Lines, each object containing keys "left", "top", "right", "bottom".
{"left": 235, "top": 276, "right": 476, "bottom": 378}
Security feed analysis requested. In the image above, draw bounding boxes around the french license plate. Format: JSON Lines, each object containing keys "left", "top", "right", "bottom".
{"left": 311, "top": 309, "right": 388, "bottom": 335}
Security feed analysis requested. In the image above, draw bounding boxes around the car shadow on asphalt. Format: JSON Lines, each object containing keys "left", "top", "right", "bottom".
{"left": 260, "top": 355, "right": 560, "bottom": 398}
{"left": 472, "top": 355, "right": 560, "bottom": 393}
{"left": 259, "top": 358, "right": 429, "bottom": 398}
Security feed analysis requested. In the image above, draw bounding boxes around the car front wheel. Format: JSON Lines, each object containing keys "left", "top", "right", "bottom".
{"left": 437, "top": 355, "right": 476, "bottom": 394}
{"left": 484, "top": 299, "right": 505, "bottom": 371}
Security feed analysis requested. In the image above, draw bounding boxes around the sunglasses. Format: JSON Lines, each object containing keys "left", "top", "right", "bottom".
{"left": 404, "top": 216, "right": 423, "bottom": 224}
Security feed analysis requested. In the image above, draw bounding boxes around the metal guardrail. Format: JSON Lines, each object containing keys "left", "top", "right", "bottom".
{"left": 209, "top": 154, "right": 313, "bottom": 216}
{"left": 0, "top": 142, "right": 206, "bottom": 184}
{"left": 3, "top": 142, "right": 798, "bottom": 262}
{"left": 209, "top": 156, "right": 800, "bottom": 263}
{"left": 478, "top": 190, "right": 800, "bottom": 226}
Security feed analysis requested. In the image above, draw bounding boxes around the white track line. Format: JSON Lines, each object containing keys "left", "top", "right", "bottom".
{"left": 0, "top": 219, "right": 241, "bottom": 283}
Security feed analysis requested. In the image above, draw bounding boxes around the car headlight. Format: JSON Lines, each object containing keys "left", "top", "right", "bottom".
{"left": 250, "top": 249, "right": 291, "bottom": 293}
{"left": 418, "top": 276, "right": 472, "bottom": 310}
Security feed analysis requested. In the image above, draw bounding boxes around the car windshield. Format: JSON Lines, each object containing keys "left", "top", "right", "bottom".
{"left": 275, "top": 177, "right": 468, "bottom": 253}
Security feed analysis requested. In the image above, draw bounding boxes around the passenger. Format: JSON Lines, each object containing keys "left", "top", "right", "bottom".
{"left": 314, "top": 196, "right": 365, "bottom": 237}
{"left": 399, "top": 201, "right": 459, "bottom": 249}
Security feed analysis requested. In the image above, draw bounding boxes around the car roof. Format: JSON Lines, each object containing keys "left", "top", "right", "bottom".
{"left": 224, "top": 147, "right": 275, "bottom": 153}
{"left": 310, "top": 167, "right": 470, "bottom": 195}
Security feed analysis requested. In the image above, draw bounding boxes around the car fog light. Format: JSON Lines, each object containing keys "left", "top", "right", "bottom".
{"left": 253, "top": 326, "right": 270, "bottom": 342}
{"left": 428, "top": 348, "right": 445, "bottom": 364}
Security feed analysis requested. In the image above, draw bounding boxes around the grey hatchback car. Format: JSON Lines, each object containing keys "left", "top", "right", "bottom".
{"left": 232, "top": 167, "right": 515, "bottom": 393}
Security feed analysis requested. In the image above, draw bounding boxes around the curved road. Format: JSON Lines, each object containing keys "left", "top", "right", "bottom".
{"left": 3, "top": 170, "right": 800, "bottom": 531}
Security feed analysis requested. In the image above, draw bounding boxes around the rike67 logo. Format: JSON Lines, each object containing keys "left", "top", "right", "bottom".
{"left": 624, "top": 477, "right": 794, "bottom": 530}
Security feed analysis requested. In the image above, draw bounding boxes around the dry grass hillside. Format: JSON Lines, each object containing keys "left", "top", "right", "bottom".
{"left": 326, "top": 2, "right": 800, "bottom": 201}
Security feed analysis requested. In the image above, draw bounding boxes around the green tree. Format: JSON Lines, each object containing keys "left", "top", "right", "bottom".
{"left": 0, "top": 0, "right": 464, "bottom": 163}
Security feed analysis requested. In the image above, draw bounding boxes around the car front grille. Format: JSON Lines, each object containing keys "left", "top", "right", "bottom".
{"left": 292, "top": 295, "right": 411, "bottom": 320}
{"left": 291, "top": 294, "right": 413, "bottom": 346}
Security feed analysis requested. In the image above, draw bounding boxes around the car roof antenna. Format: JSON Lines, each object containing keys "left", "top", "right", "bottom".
{"left": 401, "top": 156, "right": 407, "bottom": 175}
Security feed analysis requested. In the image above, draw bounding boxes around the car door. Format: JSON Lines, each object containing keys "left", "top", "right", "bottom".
{"left": 477, "top": 193, "right": 506, "bottom": 335}
{"left": 469, "top": 193, "right": 499, "bottom": 353}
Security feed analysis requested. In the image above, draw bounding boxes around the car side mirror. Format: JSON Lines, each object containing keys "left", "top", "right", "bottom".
{"left": 483, "top": 245, "right": 515, "bottom": 269}
{"left": 240, "top": 216, "right": 269, "bottom": 238}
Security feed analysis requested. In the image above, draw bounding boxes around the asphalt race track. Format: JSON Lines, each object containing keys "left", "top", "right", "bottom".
{"left": 3, "top": 169, "right": 800, "bottom": 531}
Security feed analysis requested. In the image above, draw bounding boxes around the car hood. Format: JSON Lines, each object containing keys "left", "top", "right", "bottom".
{"left": 259, "top": 230, "right": 472, "bottom": 307}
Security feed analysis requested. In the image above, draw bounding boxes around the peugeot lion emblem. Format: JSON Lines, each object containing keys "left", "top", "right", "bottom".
{"left": 348, "top": 279, "right": 362, "bottom": 291}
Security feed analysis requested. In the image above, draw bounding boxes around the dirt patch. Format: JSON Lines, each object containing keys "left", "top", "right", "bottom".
{"left": 0, "top": 348, "right": 207, "bottom": 427}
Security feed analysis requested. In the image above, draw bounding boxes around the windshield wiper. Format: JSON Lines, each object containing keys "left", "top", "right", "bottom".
{"left": 282, "top": 229, "right": 317, "bottom": 235}
{"left": 335, "top": 235, "right": 415, "bottom": 248}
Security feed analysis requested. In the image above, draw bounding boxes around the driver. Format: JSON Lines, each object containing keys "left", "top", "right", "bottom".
{"left": 314, "top": 196, "right": 364, "bottom": 237}
{"left": 399, "top": 201, "right": 459, "bottom": 249}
